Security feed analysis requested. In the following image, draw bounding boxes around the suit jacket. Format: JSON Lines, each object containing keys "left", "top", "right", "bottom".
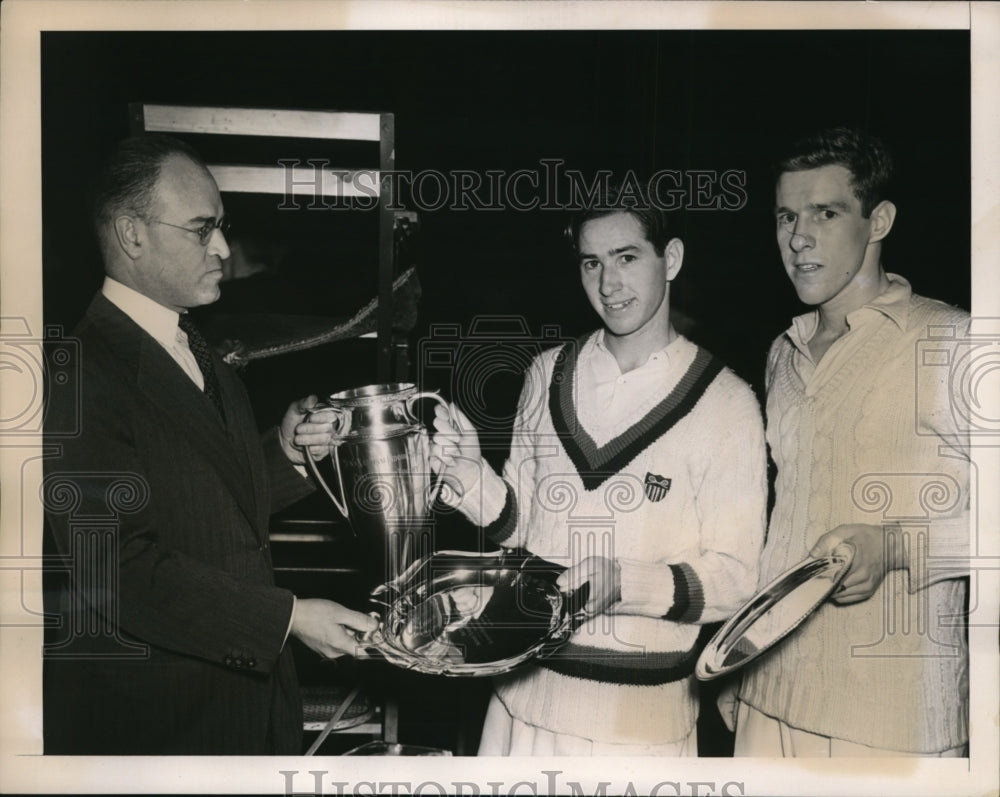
{"left": 43, "top": 293, "right": 314, "bottom": 754}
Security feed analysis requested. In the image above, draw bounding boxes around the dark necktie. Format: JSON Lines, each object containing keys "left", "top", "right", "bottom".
{"left": 178, "top": 313, "right": 226, "bottom": 420}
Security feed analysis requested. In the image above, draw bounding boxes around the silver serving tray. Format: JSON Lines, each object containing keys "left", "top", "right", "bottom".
{"left": 695, "top": 550, "right": 853, "bottom": 680}
{"left": 359, "top": 549, "right": 587, "bottom": 677}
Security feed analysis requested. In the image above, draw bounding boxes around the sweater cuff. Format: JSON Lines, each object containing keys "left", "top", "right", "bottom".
{"left": 614, "top": 559, "right": 705, "bottom": 623}
{"left": 902, "top": 515, "right": 970, "bottom": 592}
{"left": 614, "top": 558, "right": 675, "bottom": 617}
{"left": 483, "top": 482, "right": 517, "bottom": 545}
{"left": 448, "top": 462, "right": 509, "bottom": 527}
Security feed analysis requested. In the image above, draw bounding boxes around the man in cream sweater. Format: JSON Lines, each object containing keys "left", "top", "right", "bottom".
{"left": 734, "top": 127, "right": 970, "bottom": 756}
{"left": 430, "top": 191, "right": 768, "bottom": 755}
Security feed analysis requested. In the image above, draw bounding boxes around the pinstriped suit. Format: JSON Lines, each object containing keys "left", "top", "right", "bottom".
{"left": 43, "top": 293, "right": 313, "bottom": 754}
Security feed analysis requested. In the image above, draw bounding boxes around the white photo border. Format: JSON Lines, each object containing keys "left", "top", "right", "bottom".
{"left": 1, "top": 2, "right": 997, "bottom": 795}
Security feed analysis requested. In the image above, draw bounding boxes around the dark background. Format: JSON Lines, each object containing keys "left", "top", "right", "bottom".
{"left": 40, "top": 28, "right": 971, "bottom": 755}
{"left": 42, "top": 30, "right": 971, "bottom": 394}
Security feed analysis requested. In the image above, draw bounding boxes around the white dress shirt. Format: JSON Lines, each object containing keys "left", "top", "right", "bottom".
{"left": 101, "top": 277, "right": 205, "bottom": 390}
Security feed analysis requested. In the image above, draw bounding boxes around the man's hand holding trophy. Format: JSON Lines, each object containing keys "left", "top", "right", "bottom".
{"left": 291, "top": 382, "right": 587, "bottom": 677}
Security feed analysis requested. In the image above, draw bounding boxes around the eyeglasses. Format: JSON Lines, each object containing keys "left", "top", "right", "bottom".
{"left": 150, "top": 216, "right": 231, "bottom": 246}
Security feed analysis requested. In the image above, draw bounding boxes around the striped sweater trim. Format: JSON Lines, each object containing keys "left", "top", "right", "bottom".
{"left": 484, "top": 481, "right": 518, "bottom": 544}
{"left": 549, "top": 339, "right": 726, "bottom": 491}
{"left": 537, "top": 626, "right": 714, "bottom": 685}
{"left": 665, "top": 562, "right": 705, "bottom": 623}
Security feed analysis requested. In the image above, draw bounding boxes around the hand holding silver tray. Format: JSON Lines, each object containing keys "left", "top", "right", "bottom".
{"left": 695, "top": 546, "right": 854, "bottom": 680}
{"left": 357, "top": 548, "right": 590, "bottom": 677}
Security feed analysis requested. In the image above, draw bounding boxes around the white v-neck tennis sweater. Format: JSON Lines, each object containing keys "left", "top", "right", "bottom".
{"left": 455, "top": 332, "right": 767, "bottom": 743}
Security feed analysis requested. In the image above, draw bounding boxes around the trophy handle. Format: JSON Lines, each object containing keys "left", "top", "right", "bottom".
{"left": 405, "top": 391, "right": 454, "bottom": 509}
{"left": 304, "top": 406, "right": 351, "bottom": 522}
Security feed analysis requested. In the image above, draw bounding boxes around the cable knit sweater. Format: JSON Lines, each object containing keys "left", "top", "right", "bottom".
{"left": 738, "top": 274, "right": 970, "bottom": 753}
{"left": 454, "top": 332, "right": 767, "bottom": 744}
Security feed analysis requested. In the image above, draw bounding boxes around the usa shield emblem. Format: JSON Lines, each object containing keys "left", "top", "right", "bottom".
{"left": 644, "top": 472, "right": 671, "bottom": 502}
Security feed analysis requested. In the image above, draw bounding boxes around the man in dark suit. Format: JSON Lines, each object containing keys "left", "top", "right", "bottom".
{"left": 43, "top": 134, "right": 376, "bottom": 755}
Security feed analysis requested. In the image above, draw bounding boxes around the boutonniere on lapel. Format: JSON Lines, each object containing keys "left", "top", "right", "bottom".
{"left": 644, "top": 472, "right": 672, "bottom": 503}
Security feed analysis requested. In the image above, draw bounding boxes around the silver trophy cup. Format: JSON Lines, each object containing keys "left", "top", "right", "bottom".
{"left": 305, "top": 383, "right": 449, "bottom": 586}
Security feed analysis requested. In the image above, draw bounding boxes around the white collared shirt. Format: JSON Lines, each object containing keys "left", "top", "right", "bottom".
{"left": 101, "top": 277, "right": 205, "bottom": 390}
{"left": 577, "top": 329, "right": 686, "bottom": 447}
{"left": 783, "top": 273, "right": 912, "bottom": 383}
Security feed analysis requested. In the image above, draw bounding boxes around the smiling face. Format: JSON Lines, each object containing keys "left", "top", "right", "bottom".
{"left": 136, "top": 154, "right": 231, "bottom": 312}
{"left": 578, "top": 211, "right": 682, "bottom": 356}
{"left": 775, "top": 164, "right": 894, "bottom": 316}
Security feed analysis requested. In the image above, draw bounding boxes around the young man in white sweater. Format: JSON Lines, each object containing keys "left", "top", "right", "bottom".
{"left": 430, "top": 192, "right": 768, "bottom": 755}
{"left": 734, "top": 127, "right": 970, "bottom": 756}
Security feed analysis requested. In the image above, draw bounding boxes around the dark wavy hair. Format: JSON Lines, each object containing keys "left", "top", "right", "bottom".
{"left": 89, "top": 134, "right": 207, "bottom": 241}
{"left": 565, "top": 182, "right": 674, "bottom": 257}
{"left": 775, "top": 127, "right": 894, "bottom": 217}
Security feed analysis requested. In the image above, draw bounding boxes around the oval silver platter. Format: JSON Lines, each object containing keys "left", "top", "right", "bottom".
{"left": 695, "top": 550, "right": 853, "bottom": 680}
{"left": 360, "top": 549, "right": 586, "bottom": 677}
